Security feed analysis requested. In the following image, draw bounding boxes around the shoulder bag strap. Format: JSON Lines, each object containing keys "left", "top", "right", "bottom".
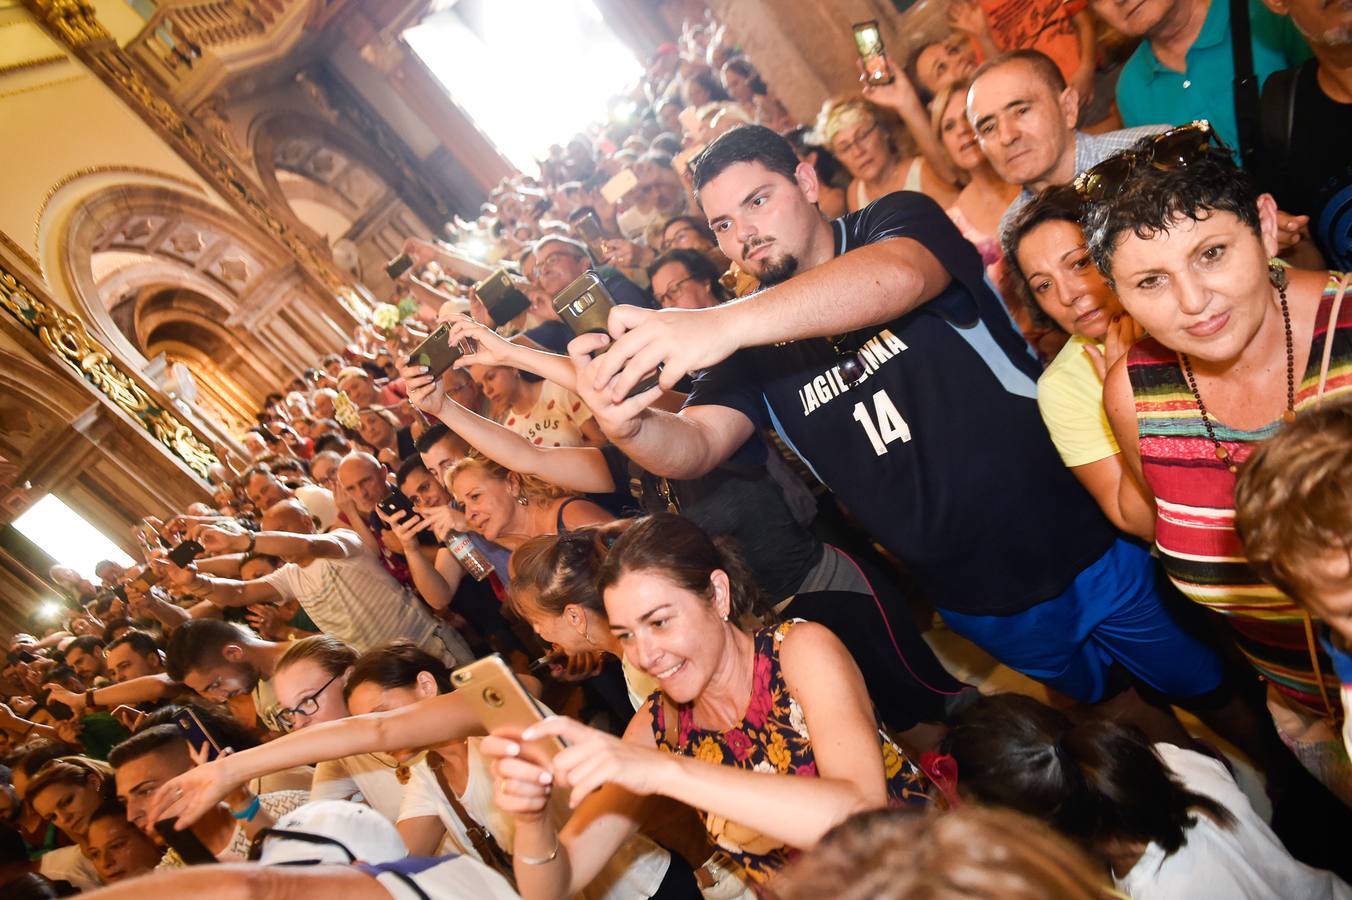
{"left": 1316, "top": 274, "right": 1351, "bottom": 407}
{"left": 426, "top": 753, "right": 517, "bottom": 888}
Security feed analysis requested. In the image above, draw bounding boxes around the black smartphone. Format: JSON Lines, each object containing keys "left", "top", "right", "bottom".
{"left": 852, "top": 20, "right": 893, "bottom": 86}
{"left": 167, "top": 540, "right": 204, "bottom": 569}
{"left": 385, "top": 253, "right": 414, "bottom": 280}
{"left": 155, "top": 818, "right": 218, "bottom": 865}
{"left": 552, "top": 272, "right": 661, "bottom": 398}
{"left": 173, "top": 707, "right": 223, "bottom": 762}
{"left": 377, "top": 490, "right": 416, "bottom": 520}
{"left": 474, "top": 269, "right": 531, "bottom": 326}
{"left": 407, "top": 323, "right": 469, "bottom": 382}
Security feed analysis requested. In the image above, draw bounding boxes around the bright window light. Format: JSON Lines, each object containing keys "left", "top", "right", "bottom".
{"left": 405, "top": 0, "right": 642, "bottom": 174}
{"left": 11, "top": 494, "right": 134, "bottom": 579}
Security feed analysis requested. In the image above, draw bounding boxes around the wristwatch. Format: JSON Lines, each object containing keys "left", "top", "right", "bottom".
{"left": 84, "top": 688, "right": 98, "bottom": 710}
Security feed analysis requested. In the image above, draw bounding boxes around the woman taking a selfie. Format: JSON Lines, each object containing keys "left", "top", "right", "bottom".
{"left": 484, "top": 514, "right": 931, "bottom": 894}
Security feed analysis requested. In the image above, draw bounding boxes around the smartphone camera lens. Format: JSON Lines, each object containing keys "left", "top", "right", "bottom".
{"left": 482, "top": 687, "right": 504, "bottom": 708}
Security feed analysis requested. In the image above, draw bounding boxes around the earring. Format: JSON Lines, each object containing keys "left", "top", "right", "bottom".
{"left": 516, "top": 494, "right": 529, "bottom": 506}
{"left": 721, "top": 613, "right": 729, "bottom": 622}
{"left": 1268, "top": 260, "right": 1289, "bottom": 293}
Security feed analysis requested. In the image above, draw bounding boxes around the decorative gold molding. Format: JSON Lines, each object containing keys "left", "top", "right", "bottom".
{"left": 0, "top": 259, "right": 218, "bottom": 479}
{"left": 0, "top": 52, "right": 65, "bottom": 76}
{"left": 25, "top": 0, "right": 109, "bottom": 47}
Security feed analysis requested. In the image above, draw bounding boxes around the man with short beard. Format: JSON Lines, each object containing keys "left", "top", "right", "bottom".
{"left": 569, "top": 125, "right": 1242, "bottom": 744}
{"left": 1259, "top": 0, "right": 1352, "bottom": 268}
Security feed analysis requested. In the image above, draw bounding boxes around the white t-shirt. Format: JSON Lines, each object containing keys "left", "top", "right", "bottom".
{"left": 310, "top": 754, "right": 410, "bottom": 824}
{"left": 38, "top": 844, "right": 102, "bottom": 891}
{"left": 258, "top": 530, "right": 471, "bottom": 665}
{"left": 501, "top": 380, "right": 595, "bottom": 448}
{"left": 397, "top": 740, "right": 670, "bottom": 900}
{"left": 1116, "top": 744, "right": 1352, "bottom": 899}
{"left": 353, "top": 853, "right": 519, "bottom": 900}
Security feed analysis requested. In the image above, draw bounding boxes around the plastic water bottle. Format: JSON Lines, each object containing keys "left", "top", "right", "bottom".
{"left": 445, "top": 532, "right": 494, "bottom": 581}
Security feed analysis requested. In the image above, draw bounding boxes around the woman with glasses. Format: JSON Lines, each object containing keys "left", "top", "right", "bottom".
{"left": 818, "top": 98, "right": 959, "bottom": 212}
{"left": 268, "top": 636, "right": 408, "bottom": 824}
{"left": 648, "top": 249, "right": 730, "bottom": 310}
{"left": 343, "top": 641, "right": 696, "bottom": 897}
{"left": 1093, "top": 127, "right": 1352, "bottom": 798}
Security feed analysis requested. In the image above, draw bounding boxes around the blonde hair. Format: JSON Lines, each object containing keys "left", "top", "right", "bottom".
{"left": 277, "top": 634, "right": 358, "bottom": 679}
{"left": 777, "top": 805, "right": 1112, "bottom": 900}
{"left": 446, "top": 454, "right": 567, "bottom": 506}
{"left": 816, "top": 97, "right": 910, "bottom": 158}
{"left": 25, "top": 757, "right": 115, "bottom": 806}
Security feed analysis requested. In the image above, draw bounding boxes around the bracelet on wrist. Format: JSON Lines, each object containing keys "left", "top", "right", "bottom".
{"left": 85, "top": 688, "right": 98, "bottom": 710}
{"left": 516, "top": 832, "right": 560, "bottom": 865}
{"left": 244, "top": 531, "right": 256, "bottom": 555}
{"left": 230, "top": 794, "right": 262, "bottom": 821}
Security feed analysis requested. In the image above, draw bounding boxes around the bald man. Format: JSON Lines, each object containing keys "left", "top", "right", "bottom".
{"left": 167, "top": 498, "right": 471, "bottom": 666}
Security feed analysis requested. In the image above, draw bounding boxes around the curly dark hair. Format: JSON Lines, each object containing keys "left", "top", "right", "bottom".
{"left": 1081, "top": 139, "right": 1261, "bottom": 280}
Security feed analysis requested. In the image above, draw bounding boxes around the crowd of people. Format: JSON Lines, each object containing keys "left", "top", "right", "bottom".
{"left": 3, "top": 2, "right": 1351, "bottom": 898}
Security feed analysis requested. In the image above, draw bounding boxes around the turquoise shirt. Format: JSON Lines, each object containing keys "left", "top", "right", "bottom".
{"left": 1116, "top": 0, "right": 1310, "bottom": 155}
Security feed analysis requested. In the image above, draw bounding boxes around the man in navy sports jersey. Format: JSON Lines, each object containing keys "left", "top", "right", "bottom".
{"left": 565, "top": 124, "right": 1266, "bottom": 753}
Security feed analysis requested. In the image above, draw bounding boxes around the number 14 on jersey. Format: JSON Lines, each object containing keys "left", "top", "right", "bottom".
{"left": 851, "top": 389, "right": 912, "bottom": 455}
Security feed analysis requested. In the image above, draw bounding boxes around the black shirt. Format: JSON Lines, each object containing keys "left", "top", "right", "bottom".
{"left": 1267, "top": 60, "right": 1352, "bottom": 270}
{"left": 685, "top": 192, "right": 1116, "bottom": 615}
{"left": 599, "top": 439, "right": 820, "bottom": 601}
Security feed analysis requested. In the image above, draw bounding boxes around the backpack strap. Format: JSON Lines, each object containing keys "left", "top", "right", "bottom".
{"left": 1230, "top": 0, "right": 1261, "bottom": 168}
{"left": 1258, "top": 63, "right": 1301, "bottom": 174}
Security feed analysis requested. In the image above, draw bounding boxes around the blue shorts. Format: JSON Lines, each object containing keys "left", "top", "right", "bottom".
{"left": 940, "top": 538, "right": 1223, "bottom": 704}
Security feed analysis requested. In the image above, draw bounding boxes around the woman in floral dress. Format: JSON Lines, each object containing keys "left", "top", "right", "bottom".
{"left": 482, "top": 514, "right": 930, "bottom": 897}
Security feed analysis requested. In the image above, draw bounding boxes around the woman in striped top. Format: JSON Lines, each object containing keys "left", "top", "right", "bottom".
{"left": 1086, "top": 129, "right": 1352, "bottom": 796}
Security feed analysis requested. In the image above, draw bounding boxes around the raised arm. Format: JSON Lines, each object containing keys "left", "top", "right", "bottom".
{"left": 401, "top": 360, "right": 618, "bottom": 495}
{"left": 861, "top": 57, "right": 961, "bottom": 185}
{"left": 567, "top": 338, "right": 757, "bottom": 479}
{"left": 45, "top": 673, "right": 179, "bottom": 716}
{"left": 150, "top": 689, "right": 482, "bottom": 827}
{"left": 591, "top": 237, "right": 951, "bottom": 399}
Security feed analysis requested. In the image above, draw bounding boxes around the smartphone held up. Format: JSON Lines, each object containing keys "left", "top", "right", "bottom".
{"left": 853, "top": 20, "right": 893, "bottom": 85}
{"left": 552, "top": 272, "right": 662, "bottom": 399}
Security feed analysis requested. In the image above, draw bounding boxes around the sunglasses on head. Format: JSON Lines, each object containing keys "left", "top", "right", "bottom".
{"left": 1074, "top": 121, "right": 1230, "bottom": 202}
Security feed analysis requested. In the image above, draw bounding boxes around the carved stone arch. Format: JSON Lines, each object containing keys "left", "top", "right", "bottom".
{"left": 37, "top": 174, "right": 341, "bottom": 441}
{"left": 250, "top": 112, "right": 436, "bottom": 296}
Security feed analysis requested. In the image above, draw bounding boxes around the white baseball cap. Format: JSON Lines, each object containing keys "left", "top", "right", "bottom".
{"left": 258, "top": 800, "right": 407, "bottom": 866}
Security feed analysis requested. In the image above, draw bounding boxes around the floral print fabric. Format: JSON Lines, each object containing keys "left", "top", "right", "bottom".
{"left": 646, "top": 619, "right": 930, "bottom": 884}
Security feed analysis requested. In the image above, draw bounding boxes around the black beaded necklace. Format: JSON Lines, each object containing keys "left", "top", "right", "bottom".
{"left": 1179, "top": 266, "right": 1297, "bottom": 475}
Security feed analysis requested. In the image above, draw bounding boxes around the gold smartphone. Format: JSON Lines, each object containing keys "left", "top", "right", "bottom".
{"left": 451, "top": 655, "right": 565, "bottom": 761}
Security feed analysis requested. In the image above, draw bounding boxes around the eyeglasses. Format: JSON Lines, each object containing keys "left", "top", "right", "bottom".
{"left": 833, "top": 122, "right": 879, "bottom": 158}
{"left": 275, "top": 670, "right": 342, "bottom": 729}
{"left": 1074, "top": 120, "right": 1228, "bottom": 202}
{"left": 535, "top": 250, "right": 586, "bottom": 280}
{"left": 657, "top": 275, "right": 696, "bottom": 306}
{"left": 247, "top": 827, "right": 355, "bottom": 864}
